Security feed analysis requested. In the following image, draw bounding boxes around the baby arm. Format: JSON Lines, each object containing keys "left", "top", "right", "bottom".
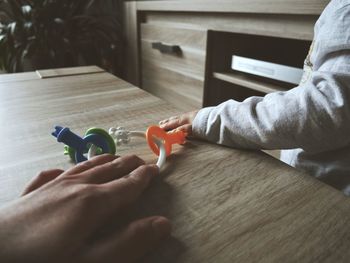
{"left": 160, "top": 69, "right": 350, "bottom": 154}
{"left": 160, "top": 3, "right": 350, "bottom": 154}
{"left": 191, "top": 69, "right": 350, "bottom": 153}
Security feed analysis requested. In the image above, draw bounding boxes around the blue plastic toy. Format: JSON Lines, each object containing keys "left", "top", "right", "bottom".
{"left": 52, "top": 126, "right": 115, "bottom": 163}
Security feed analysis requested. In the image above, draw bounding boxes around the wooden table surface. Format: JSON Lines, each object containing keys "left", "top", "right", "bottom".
{"left": 1, "top": 66, "right": 350, "bottom": 262}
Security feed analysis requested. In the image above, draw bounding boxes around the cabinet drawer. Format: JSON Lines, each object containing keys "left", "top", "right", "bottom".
{"left": 141, "top": 23, "right": 206, "bottom": 109}
{"left": 141, "top": 23, "right": 206, "bottom": 79}
{"left": 142, "top": 62, "right": 203, "bottom": 111}
{"left": 141, "top": 23, "right": 207, "bottom": 50}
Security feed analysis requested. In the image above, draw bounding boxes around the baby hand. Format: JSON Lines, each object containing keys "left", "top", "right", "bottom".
{"left": 159, "top": 111, "right": 199, "bottom": 136}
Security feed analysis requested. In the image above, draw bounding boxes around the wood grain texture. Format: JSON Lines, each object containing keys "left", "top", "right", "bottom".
{"left": 203, "top": 30, "right": 309, "bottom": 106}
{"left": 127, "top": 0, "right": 325, "bottom": 110}
{"left": 142, "top": 62, "right": 203, "bottom": 110}
{"left": 141, "top": 22, "right": 206, "bottom": 109}
{"left": 141, "top": 23, "right": 207, "bottom": 51}
{"left": 2, "top": 67, "right": 350, "bottom": 262}
{"left": 144, "top": 12, "right": 318, "bottom": 41}
{"left": 123, "top": 1, "right": 140, "bottom": 86}
{"left": 36, "top": 65, "right": 104, "bottom": 79}
{"left": 0, "top": 71, "right": 39, "bottom": 83}
{"left": 137, "top": 0, "right": 329, "bottom": 15}
{"left": 213, "top": 72, "right": 289, "bottom": 94}
{"left": 141, "top": 39, "right": 206, "bottom": 80}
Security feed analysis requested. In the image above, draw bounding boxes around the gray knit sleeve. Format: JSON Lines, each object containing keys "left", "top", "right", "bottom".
{"left": 192, "top": 2, "right": 350, "bottom": 154}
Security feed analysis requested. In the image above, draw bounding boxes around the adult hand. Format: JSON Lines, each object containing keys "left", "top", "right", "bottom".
{"left": 0, "top": 154, "right": 171, "bottom": 263}
{"left": 159, "top": 110, "right": 199, "bottom": 136}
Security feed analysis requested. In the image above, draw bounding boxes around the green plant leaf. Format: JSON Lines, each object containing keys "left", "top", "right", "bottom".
{"left": 0, "top": 0, "right": 122, "bottom": 73}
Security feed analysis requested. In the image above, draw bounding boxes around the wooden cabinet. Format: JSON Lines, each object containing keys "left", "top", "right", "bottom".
{"left": 140, "top": 22, "right": 206, "bottom": 109}
{"left": 124, "top": 0, "right": 330, "bottom": 110}
{"left": 204, "top": 31, "right": 311, "bottom": 106}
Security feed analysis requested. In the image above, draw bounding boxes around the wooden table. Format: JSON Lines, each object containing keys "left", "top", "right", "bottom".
{"left": 1, "top": 66, "right": 350, "bottom": 262}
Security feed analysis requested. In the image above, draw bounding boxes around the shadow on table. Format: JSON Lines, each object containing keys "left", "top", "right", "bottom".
{"left": 133, "top": 149, "right": 192, "bottom": 262}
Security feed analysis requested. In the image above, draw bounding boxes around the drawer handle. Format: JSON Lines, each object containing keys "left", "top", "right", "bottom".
{"left": 152, "top": 42, "right": 181, "bottom": 54}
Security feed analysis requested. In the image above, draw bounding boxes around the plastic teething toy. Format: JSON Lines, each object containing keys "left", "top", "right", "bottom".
{"left": 52, "top": 125, "right": 186, "bottom": 169}
{"left": 52, "top": 126, "right": 116, "bottom": 163}
{"left": 146, "top": 126, "right": 186, "bottom": 156}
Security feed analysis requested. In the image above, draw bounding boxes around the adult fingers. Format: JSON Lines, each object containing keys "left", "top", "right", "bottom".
{"left": 63, "top": 163, "right": 157, "bottom": 232}
{"left": 66, "top": 154, "right": 119, "bottom": 175}
{"left": 86, "top": 216, "right": 171, "bottom": 263}
{"left": 64, "top": 154, "right": 119, "bottom": 176}
{"left": 76, "top": 155, "right": 145, "bottom": 184}
{"left": 22, "top": 169, "right": 64, "bottom": 195}
{"left": 100, "top": 164, "right": 159, "bottom": 211}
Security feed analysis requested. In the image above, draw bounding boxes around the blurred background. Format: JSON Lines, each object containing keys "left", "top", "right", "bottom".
{"left": 0, "top": 0, "right": 129, "bottom": 76}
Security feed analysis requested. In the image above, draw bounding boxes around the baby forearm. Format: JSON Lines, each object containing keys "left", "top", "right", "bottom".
{"left": 192, "top": 71, "right": 350, "bottom": 153}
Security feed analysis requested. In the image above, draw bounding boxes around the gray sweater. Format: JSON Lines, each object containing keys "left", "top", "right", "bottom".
{"left": 192, "top": 0, "right": 350, "bottom": 194}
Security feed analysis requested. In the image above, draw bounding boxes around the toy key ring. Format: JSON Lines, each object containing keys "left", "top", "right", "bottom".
{"left": 52, "top": 125, "right": 186, "bottom": 169}
{"left": 88, "top": 127, "right": 168, "bottom": 168}
{"left": 146, "top": 126, "right": 186, "bottom": 156}
{"left": 52, "top": 126, "right": 116, "bottom": 163}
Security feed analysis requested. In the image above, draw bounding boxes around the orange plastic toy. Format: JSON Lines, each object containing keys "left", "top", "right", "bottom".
{"left": 146, "top": 126, "right": 186, "bottom": 156}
